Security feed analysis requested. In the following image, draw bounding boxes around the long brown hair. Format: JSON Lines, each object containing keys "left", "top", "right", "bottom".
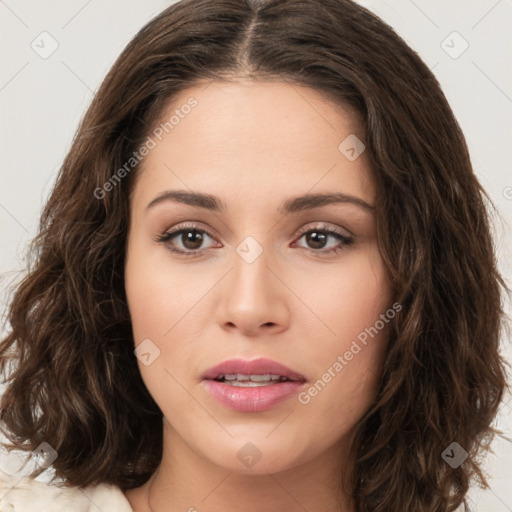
{"left": 1, "top": 1, "right": 508, "bottom": 510}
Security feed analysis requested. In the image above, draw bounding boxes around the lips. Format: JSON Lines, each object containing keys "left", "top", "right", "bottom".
{"left": 201, "top": 358, "right": 307, "bottom": 412}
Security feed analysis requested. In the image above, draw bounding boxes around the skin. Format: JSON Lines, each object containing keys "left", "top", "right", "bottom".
{"left": 123, "top": 79, "right": 392, "bottom": 512}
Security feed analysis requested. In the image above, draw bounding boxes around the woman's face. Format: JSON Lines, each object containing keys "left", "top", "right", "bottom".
{"left": 125, "top": 79, "right": 392, "bottom": 474}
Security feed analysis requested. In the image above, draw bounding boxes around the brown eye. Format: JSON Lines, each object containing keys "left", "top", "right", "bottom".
{"left": 294, "top": 226, "right": 353, "bottom": 254}
{"left": 155, "top": 225, "right": 217, "bottom": 256}
{"left": 179, "top": 229, "right": 206, "bottom": 250}
{"left": 304, "top": 231, "right": 329, "bottom": 250}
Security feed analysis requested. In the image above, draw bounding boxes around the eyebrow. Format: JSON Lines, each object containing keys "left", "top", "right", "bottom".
{"left": 146, "top": 190, "right": 374, "bottom": 214}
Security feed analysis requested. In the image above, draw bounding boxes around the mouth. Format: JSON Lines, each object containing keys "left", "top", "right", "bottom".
{"left": 212, "top": 374, "right": 292, "bottom": 387}
{"left": 201, "top": 357, "right": 306, "bottom": 384}
{"left": 201, "top": 358, "right": 307, "bottom": 412}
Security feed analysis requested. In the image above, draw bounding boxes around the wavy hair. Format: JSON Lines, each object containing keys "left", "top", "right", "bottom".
{"left": 0, "top": 0, "right": 508, "bottom": 510}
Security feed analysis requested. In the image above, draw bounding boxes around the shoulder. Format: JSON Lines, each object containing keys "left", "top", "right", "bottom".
{"left": 0, "top": 468, "right": 133, "bottom": 512}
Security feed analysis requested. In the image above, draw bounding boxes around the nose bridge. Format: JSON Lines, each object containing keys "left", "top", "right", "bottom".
{"left": 216, "top": 234, "right": 289, "bottom": 335}
{"left": 229, "top": 235, "right": 275, "bottom": 306}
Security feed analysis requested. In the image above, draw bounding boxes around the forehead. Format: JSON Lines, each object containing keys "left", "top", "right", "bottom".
{"left": 132, "top": 80, "right": 375, "bottom": 210}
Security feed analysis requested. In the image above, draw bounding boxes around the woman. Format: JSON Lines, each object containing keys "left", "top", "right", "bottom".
{"left": 0, "top": 0, "right": 508, "bottom": 510}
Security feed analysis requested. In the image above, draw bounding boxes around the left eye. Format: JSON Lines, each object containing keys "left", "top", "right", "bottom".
{"left": 294, "top": 228, "right": 353, "bottom": 252}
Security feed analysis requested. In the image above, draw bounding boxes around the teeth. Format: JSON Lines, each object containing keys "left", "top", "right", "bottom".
{"left": 249, "top": 374, "right": 277, "bottom": 382}
{"left": 217, "top": 374, "right": 287, "bottom": 385}
{"left": 225, "top": 380, "right": 275, "bottom": 387}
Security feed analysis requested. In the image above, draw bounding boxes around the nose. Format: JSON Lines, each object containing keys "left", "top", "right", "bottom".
{"left": 215, "top": 246, "right": 290, "bottom": 337}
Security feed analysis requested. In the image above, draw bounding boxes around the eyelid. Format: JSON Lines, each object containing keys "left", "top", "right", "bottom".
{"left": 154, "top": 221, "right": 218, "bottom": 246}
{"left": 294, "top": 222, "right": 353, "bottom": 239}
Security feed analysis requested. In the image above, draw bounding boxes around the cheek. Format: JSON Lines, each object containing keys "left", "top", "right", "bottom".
{"left": 124, "top": 246, "right": 198, "bottom": 420}
{"left": 124, "top": 237, "right": 214, "bottom": 399}
{"left": 124, "top": 238, "right": 203, "bottom": 344}
{"left": 293, "top": 245, "right": 391, "bottom": 420}
{"left": 295, "top": 326, "right": 389, "bottom": 457}
{"left": 126, "top": 270, "right": 183, "bottom": 342}
{"left": 291, "top": 243, "right": 391, "bottom": 348}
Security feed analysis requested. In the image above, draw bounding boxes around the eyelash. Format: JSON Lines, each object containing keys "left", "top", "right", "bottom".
{"left": 154, "top": 222, "right": 354, "bottom": 258}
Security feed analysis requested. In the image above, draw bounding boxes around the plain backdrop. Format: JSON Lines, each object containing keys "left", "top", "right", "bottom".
{"left": 0, "top": 1, "right": 511, "bottom": 510}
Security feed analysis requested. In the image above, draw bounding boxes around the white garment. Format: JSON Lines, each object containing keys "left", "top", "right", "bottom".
{"left": 0, "top": 469, "right": 133, "bottom": 511}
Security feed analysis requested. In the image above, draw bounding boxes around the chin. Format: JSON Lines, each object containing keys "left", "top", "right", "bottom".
{"left": 202, "top": 435, "right": 311, "bottom": 476}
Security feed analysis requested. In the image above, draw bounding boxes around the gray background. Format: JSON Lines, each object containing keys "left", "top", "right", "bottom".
{"left": 0, "top": 1, "right": 511, "bottom": 510}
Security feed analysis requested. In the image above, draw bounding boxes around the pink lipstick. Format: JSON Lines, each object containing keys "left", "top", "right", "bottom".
{"left": 201, "top": 358, "right": 307, "bottom": 412}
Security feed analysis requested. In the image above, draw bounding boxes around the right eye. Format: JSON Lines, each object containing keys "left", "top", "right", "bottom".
{"left": 155, "top": 224, "right": 220, "bottom": 256}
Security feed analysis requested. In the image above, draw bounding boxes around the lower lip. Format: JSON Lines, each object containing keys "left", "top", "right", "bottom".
{"left": 203, "top": 380, "right": 306, "bottom": 412}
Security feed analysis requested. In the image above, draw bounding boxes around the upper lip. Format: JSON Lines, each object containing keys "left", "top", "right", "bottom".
{"left": 201, "top": 358, "right": 306, "bottom": 382}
